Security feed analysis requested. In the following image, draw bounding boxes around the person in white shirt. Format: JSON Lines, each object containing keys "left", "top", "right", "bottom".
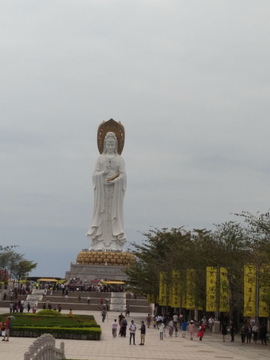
{"left": 112, "top": 319, "right": 118, "bottom": 338}
{"left": 173, "top": 314, "right": 178, "bottom": 333}
{"left": 208, "top": 316, "right": 214, "bottom": 332}
{"left": 129, "top": 320, "right": 136, "bottom": 345}
{"left": 159, "top": 321, "right": 165, "bottom": 340}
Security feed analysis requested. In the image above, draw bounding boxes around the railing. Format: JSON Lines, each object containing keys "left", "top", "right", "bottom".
{"left": 24, "top": 334, "right": 65, "bottom": 360}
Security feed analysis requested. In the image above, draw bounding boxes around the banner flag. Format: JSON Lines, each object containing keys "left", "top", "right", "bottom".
{"left": 186, "top": 269, "right": 195, "bottom": 310}
{"left": 206, "top": 267, "right": 217, "bottom": 312}
{"left": 170, "top": 270, "right": 180, "bottom": 308}
{"left": 181, "top": 294, "right": 186, "bottom": 308}
{"left": 159, "top": 272, "right": 167, "bottom": 306}
{"left": 244, "top": 264, "right": 256, "bottom": 317}
{"left": 259, "top": 266, "right": 269, "bottom": 317}
{"left": 219, "top": 267, "right": 230, "bottom": 312}
{"left": 147, "top": 294, "right": 155, "bottom": 303}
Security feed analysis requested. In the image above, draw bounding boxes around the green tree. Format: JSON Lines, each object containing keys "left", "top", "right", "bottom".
{"left": 0, "top": 250, "right": 37, "bottom": 280}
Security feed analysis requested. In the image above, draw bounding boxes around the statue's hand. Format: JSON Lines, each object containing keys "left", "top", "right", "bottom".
{"left": 103, "top": 166, "right": 110, "bottom": 175}
{"left": 104, "top": 180, "right": 113, "bottom": 186}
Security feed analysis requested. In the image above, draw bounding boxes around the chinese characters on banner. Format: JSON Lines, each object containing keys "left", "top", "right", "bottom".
{"left": 147, "top": 294, "right": 155, "bottom": 303}
{"left": 206, "top": 267, "right": 217, "bottom": 312}
{"left": 159, "top": 272, "right": 167, "bottom": 306}
{"left": 219, "top": 267, "right": 230, "bottom": 312}
{"left": 169, "top": 270, "right": 180, "bottom": 307}
{"left": 181, "top": 294, "right": 186, "bottom": 308}
{"left": 244, "top": 265, "right": 256, "bottom": 317}
{"left": 259, "top": 266, "right": 269, "bottom": 317}
{"left": 186, "top": 269, "right": 195, "bottom": 310}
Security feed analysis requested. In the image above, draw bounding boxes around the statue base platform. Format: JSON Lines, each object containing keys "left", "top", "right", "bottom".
{"left": 65, "top": 263, "right": 129, "bottom": 282}
{"left": 76, "top": 250, "right": 135, "bottom": 266}
{"left": 65, "top": 250, "right": 135, "bottom": 282}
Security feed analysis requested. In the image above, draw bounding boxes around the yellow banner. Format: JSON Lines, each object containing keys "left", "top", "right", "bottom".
{"left": 244, "top": 265, "right": 256, "bottom": 317}
{"left": 170, "top": 270, "right": 180, "bottom": 308}
{"left": 206, "top": 267, "right": 217, "bottom": 312}
{"left": 220, "top": 267, "right": 230, "bottom": 312}
{"left": 181, "top": 294, "right": 186, "bottom": 308}
{"left": 259, "top": 266, "right": 269, "bottom": 317}
{"left": 159, "top": 272, "right": 167, "bottom": 306}
{"left": 147, "top": 294, "right": 155, "bottom": 303}
{"left": 186, "top": 269, "right": 195, "bottom": 310}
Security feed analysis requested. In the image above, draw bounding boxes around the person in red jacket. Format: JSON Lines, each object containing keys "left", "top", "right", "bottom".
{"left": 2, "top": 316, "right": 10, "bottom": 341}
{"left": 197, "top": 321, "right": 205, "bottom": 341}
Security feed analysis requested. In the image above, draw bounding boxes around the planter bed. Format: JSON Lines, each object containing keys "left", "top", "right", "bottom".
{"left": 2, "top": 310, "right": 101, "bottom": 340}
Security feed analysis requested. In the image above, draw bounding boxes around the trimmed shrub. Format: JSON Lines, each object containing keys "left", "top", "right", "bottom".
{"left": 37, "top": 309, "right": 63, "bottom": 316}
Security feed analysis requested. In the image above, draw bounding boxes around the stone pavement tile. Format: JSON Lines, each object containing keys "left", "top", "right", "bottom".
{"left": 0, "top": 308, "right": 269, "bottom": 360}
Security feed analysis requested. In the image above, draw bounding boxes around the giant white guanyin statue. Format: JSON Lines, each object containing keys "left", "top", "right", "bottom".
{"left": 87, "top": 119, "right": 127, "bottom": 251}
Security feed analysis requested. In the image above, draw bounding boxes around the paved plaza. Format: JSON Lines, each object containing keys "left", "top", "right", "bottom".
{"left": 0, "top": 308, "right": 269, "bottom": 360}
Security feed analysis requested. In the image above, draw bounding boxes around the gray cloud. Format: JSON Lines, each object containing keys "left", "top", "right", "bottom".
{"left": 1, "top": 1, "right": 270, "bottom": 276}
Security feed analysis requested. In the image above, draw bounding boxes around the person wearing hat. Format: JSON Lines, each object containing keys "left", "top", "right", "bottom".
{"left": 188, "top": 320, "right": 195, "bottom": 340}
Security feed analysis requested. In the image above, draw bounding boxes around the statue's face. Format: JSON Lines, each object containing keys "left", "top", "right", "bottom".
{"left": 105, "top": 140, "right": 116, "bottom": 154}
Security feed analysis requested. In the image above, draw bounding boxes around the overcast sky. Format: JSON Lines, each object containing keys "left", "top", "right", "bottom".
{"left": 1, "top": 1, "right": 270, "bottom": 278}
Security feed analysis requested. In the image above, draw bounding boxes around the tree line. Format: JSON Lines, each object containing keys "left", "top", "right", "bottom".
{"left": 125, "top": 211, "right": 270, "bottom": 320}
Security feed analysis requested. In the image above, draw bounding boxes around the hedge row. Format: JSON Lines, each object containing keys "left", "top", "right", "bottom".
{"left": 2, "top": 313, "right": 99, "bottom": 328}
{"left": 11, "top": 326, "right": 101, "bottom": 340}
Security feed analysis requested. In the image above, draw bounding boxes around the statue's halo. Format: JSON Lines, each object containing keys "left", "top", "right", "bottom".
{"left": 97, "top": 118, "right": 125, "bottom": 155}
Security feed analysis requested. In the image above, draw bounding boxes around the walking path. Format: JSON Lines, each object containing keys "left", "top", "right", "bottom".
{"left": 0, "top": 308, "right": 269, "bottom": 360}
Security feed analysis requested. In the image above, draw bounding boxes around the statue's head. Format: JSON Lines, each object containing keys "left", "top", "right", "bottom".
{"left": 104, "top": 132, "right": 118, "bottom": 154}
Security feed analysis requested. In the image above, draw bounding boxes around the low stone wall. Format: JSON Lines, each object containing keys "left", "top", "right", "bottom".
{"left": 24, "top": 333, "right": 65, "bottom": 360}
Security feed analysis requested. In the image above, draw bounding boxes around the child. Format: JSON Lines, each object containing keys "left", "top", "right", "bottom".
{"left": 153, "top": 318, "right": 157, "bottom": 328}
{"left": 182, "top": 319, "right": 187, "bottom": 338}
{"left": 159, "top": 321, "right": 165, "bottom": 340}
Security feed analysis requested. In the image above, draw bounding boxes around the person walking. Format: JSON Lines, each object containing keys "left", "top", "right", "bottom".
{"left": 252, "top": 323, "right": 259, "bottom": 344}
{"left": 221, "top": 322, "right": 227, "bottom": 342}
{"left": 197, "top": 321, "right": 205, "bottom": 341}
{"left": 125, "top": 304, "right": 130, "bottom": 317}
{"left": 173, "top": 313, "right": 178, "bottom": 332}
{"left": 101, "top": 309, "right": 107, "bottom": 322}
{"left": 259, "top": 323, "right": 267, "bottom": 345}
{"left": 129, "top": 320, "right": 136, "bottom": 345}
{"left": 139, "top": 321, "right": 146, "bottom": 345}
{"left": 121, "top": 317, "right": 127, "bottom": 337}
{"left": 118, "top": 313, "right": 124, "bottom": 327}
{"left": 146, "top": 314, "right": 151, "bottom": 328}
{"left": 230, "top": 321, "right": 235, "bottom": 342}
{"left": 208, "top": 316, "right": 214, "bottom": 332}
{"left": 247, "top": 324, "right": 252, "bottom": 343}
{"left": 182, "top": 319, "right": 187, "bottom": 338}
{"left": 168, "top": 320, "right": 174, "bottom": 336}
{"left": 159, "top": 321, "right": 165, "bottom": 340}
{"left": 240, "top": 324, "right": 247, "bottom": 343}
{"left": 112, "top": 319, "right": 118, "bottom": 338}
{"left": 188, "top": 320, "right": 195, "bottom": 340}
{"left": 2, "top": 317, "right": 10, "bottom": 342}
